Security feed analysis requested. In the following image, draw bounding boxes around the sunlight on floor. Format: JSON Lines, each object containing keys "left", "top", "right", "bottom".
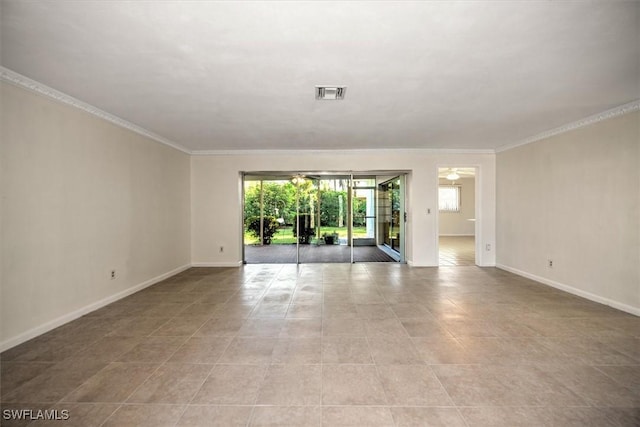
{"left": 439, "top": 236, "right": 475, "bottom": 266}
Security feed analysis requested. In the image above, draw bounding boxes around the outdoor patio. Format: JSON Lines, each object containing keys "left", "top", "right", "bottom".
{"left": 244, "top": 244, "right": 396, "bottom": 264}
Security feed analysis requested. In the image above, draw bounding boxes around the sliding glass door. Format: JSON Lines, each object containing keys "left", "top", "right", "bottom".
{"left": 378, "top": 176, "right": 405, "bottom": 261}
{"left": 298, "top": 175, "right": 352, "bottom": 263}
{"left": 243, "top": 176, "right": 298, "bottom": 263}
{"left": 243, "top": 172, "right": 405, "bottom": 264}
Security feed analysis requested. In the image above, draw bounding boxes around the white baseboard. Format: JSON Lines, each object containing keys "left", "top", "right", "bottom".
{"left": 407, "top": 260, "right": 496, "bottom": 268}
{"left": 439, "top": 234, "right": 475, "bottom": 237}
{"left": 191, "top": 261, "right": 243, "bottom": 267}
{"left": 407, "top": 260, "right": 438, "bottom": 267}
{"left": 497, "top": 264, "right": 640, "bottom": 317}
{"left": 0, "top": 264, "right": 191, "bottom": 353}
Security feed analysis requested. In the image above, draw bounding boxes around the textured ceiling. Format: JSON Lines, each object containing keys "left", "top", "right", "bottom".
{"left": 1, "top": 1, "right": 638, "bottom": 152}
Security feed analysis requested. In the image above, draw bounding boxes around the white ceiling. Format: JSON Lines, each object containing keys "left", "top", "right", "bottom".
{"left": 1, "top": 1, "right": 638, "bottom": 152}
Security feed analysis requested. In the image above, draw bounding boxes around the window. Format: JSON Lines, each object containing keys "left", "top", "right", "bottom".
{"left": 439, "top": 185, "right": 460, "bottom": 212}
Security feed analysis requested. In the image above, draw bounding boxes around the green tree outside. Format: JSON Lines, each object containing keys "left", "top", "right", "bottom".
{"left": 244, "top": 180, "right": 370, "bottom": 244}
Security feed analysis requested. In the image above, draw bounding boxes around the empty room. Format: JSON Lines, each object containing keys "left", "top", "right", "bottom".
{"left": 1, "top": 1, "right": 638, "bottom": 426}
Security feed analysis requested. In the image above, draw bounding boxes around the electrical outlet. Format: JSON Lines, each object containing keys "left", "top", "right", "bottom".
{"left": 219, "top": 246, "right": 224, "bottom": 253}
{"left": 548, "top": 260, "right": 553, "bottom": 268}
{"left": 110, "top": 270, "right": 116, "bottom": 280}
{"left": 486, "top": 244, "right": 491, "bottom": 251}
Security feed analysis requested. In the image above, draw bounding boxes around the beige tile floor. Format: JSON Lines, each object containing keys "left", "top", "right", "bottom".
{"left": 439, "top": 236, "right": 476, "bottom": 266}
{"left": 1, "top": 265, "right": 639, "bottom": 426}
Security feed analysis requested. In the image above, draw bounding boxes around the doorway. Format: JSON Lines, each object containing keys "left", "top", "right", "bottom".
{"left": 437, "top": 168, "right": 476, "bottom": 266}
{"left": 242, "top": 172, "right": 406, "bottom": 264}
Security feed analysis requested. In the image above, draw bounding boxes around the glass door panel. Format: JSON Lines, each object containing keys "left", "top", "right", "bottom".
{"left": 390, "top": 179, "right": 401, "bottom": 252}
{"left": 244, "top": 172, "right": 404, "bottom": 264}
{"left": 378, "top": 181, "right": 392, "bottom": 248}
{"left": 352, "top": 177, "right": 376, "bottom": 246}
{"left": 243, "top": 176, "right": 297, "bottom": 263}
{"left": 299, "top": 175, "right": 351, "bottom": 263}
{"left": 378, "top": 176, "right": 404, "bottom": 260}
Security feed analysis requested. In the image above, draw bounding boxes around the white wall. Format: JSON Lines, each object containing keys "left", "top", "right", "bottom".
{"left": 191, "top": 152, "right": 496, "bottom": 268}
{"left": 438, "top": 177, "right": 476, "bottom": 236}
{"left": 497, "top": 111, "right": 640, "bottom": 315}
{"left": 0, "top": 82, "right": 191, "bottom": 350}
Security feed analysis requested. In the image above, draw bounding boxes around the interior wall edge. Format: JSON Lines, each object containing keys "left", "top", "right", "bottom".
{"left": 496, "top": 110, "right": 639, "bottom": 316}
{"left": 0, "top": 66, "right": 192, "bottom": 155}
{"left": 0, "top": 263, "right": 192, "bottom": 353}
{"left": 2, "top": 80, "right": 192, "bottom": 350}
{"left": 497, "top": 264, "right": 640, "bottom": 317}
{"left": 495, "top": 99, "right": 640, "bottom": 153}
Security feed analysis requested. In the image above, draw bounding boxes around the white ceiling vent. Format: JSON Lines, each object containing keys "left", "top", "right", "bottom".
{"left": 315, "top": 86, "right": 346, "bottom": 100}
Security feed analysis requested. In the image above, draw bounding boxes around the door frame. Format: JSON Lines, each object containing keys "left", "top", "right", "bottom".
{"left": 241, "top": 170, "right": 409, "bottom": 264}
{"left": 377, "top": 175, "right": 406, "bottom": 263}
{"left": 435, "top": 165, "right": 481, "bottom": 266}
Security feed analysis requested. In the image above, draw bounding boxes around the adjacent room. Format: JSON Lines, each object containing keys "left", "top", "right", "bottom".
{"left": 1, "top": 1, "right": 638, "bottom": 426}
{"left": 438, "top": 167, "right": 477, "bottom": 266}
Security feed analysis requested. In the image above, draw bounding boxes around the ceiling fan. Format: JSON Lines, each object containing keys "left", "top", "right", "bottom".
{"left": 439, "top": 168, "right": 475, "bottom": 181}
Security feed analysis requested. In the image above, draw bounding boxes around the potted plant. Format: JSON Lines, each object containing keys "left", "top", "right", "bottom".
{"left": 323, "top": 231, "right": 339, "bottom": 245}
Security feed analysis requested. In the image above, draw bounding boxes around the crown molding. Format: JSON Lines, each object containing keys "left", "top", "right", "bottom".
{"left": 4, "top": 65, "right": 635, "bottom": 157}
{"left": 496, "top": 100, "right": 640, "bottom": 153}
{"left": 191, "top": 148, "right": 495, "bottom": 156}
{"left": 0, "top": 66, "right": 192, "bottom": 155}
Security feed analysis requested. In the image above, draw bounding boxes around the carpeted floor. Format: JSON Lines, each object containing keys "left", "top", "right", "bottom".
{"left": 244, "top": 244, "right": 396, "bottom": 263}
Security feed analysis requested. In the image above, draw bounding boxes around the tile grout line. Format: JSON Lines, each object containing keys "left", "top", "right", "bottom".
{"left": 246, "top": 264, "right": 284, "bottom": 426}
{"left": 365, "top": 333, "right": 394, "bottom": 418}
{"left": 5, "top": 264, "right": 639, "bottom": 426}
{"left": 96, "top": 272, "right": 243, "bottom": 426}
